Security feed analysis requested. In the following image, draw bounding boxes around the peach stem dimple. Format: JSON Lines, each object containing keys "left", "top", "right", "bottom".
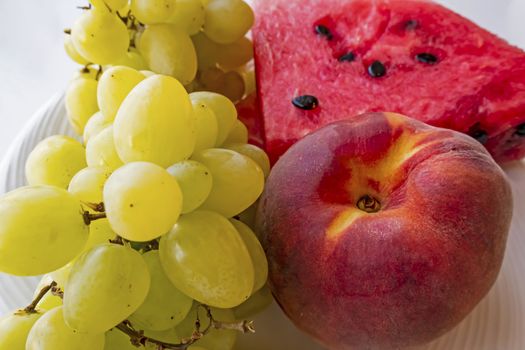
{"left": 357, "top": 195, "right": 381, "bottom": 213}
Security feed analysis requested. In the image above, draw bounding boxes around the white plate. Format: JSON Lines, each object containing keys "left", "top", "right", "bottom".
{"left": 0, "top": 94, "right": 524, "bottom": 350}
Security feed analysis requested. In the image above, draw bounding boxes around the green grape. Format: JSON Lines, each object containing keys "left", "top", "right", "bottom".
{"left": 223, "top": 143, "right": 271, "bottom": 178}
{"left": 159, "top": 210, "right": 254, "bottom": 308}
{"left": 192, "top": 149, "right": 264, "bottom": 218}
{"left": 33, "top": 265, "right": 72, "bottom": 311}
{"left": 73, "top": 66, "right": 100, "bottom": 80}
{"left": 83, "top": 111, "right": 112, "bottom": 144}
{"left": 236, "top": 200, "right": 257, "bottom": 229}
{"left": 83, "top": 219, "right": 115, "bottom": 254}
{"left": 215, "top": 37, "right": 253, "bottom": 70}
{"left": 113, "top": 75, "right": 195, "bottom": 167}
{"left": 86, "top": 126, "right": 124, "bottom": 170}
{"left": 97, "top": 66, "right": 146, "bottom": 121}
{"left": 233, "top": 285, "right": 273, "bottom": 319}
{"left": 192, "top": 32, "right": 220, "bottom": 70}
{"left": 198, "top": 68, "right": 245, "bottom": 102}
{"left": 189, "top": 92, "right": 237, "bottom": 145}
{"left": 71, "top": 8, "right": 129, "bottom": 65}
{"left": 25, "top": 135, "right": 87, "bottom": 189}
{"left": 190, "top": 96, "right": 219, "bottom": 152}
{"left": 175, "top": 304, "right": 237, "bottom": 350}
{"left": 103, "top": 162, "right": 182, "bottom": 241}
{"left": 64, "top": 244, "right": 150, "bottom": 333}
{"left": 130, "top": 0, "right": 177, "bottom": 24}
{"left": 222, "top": 120, "right": 248, "bottom": 145}
{"left": 168, "top": 0, "right": 205, "bottom": 35}
{"left": 130, "top": 251, "right": 193, "bottom": 331}
{"left": 236, "top": 62, "right": 256, "bottom": 96}
{"left": 167, "top": 160, "right": 213, "bottom": 214}
{"left": 26, "top": 307, "right": 105, "bottom": 350}
{"left": 0, "top": 186, "right": 88, "bottom": 276}
{"left": 65, "top": 76, "right": 99, "bottom": 135}
{"left": 68, "top": 166, "right": 112, "bottom": 204}
{"left": 230, "top": 219, "right": 268, "bottom": 293}
{"left": 104, "top": 328, "right": 137, "bottom": 350}
{"left": 64, "top": 34, "right": 89, "bottom": 65}
{"left": 90, "top": 0, "right": 128, "bottom": 11}
{"left": 114, "top": 48, "right": 148, "bottom": 70}
{"left": 0, "top": 310, "right": 43, "bottom": 349}
{"left": 203, "top": 0, "right": 254, "bottom": 44}
{"left": 139, "top": 24, "right": 197, "bottom": 85}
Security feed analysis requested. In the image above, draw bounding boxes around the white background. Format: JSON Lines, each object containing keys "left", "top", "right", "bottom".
{"left": 0, "top": 0, "right": 524, "bottom": 160}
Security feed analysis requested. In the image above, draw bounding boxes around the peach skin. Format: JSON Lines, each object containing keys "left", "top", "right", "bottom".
{"left": 256, "top": 112, "right": 513, "bottom": 350}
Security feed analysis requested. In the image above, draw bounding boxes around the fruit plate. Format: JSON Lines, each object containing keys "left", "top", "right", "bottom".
{"left": 0, "top": 94, "right": 524, "bottom": 350}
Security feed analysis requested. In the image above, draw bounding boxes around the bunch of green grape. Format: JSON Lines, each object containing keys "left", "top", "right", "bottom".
{"left": 0, "top": 1, "right": 274, "bottom": 349}
{"left": 64, "top": 0, "right": 255, "bottom": 104}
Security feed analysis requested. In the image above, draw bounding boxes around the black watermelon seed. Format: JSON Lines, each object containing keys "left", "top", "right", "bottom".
{"left": 471, "top": 130, "right": 489, "bottom": 145}
{"left": 368, "top": 61, "right": 386, "bottom": 78}
{"left": 339, "top": 52, "right": 356, "bottom": 62}
{"left": 315, "top": 25, "right": 333, "bottom": 40}
{"left": 515, "top": 123, "right": 525, "bottom": 136}
{"left": 292, "top": 95, "right": 319, "bottom": 110}
{"left": 416, "top": 53, "right": 439, "bottom": 65}
{"left": 404, "top": 19, "right": 419, "bottom": 30}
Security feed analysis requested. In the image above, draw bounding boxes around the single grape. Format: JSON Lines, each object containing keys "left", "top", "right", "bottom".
{"left": 114, "top": 75, "right": 195, "bottom": 167}
{"left": 192, "top": 33, "right": 220, "bottom": 70}
{"left": 68, "top": 166, "right": 112, "bottom": 205}
{"left": 230, "top": 218, "right": 268, "bottom": 293}
{"left": 168, "top": 0, "right": 205, "bottom": 35}
{"left": 71, "top": 7, "right": 129, "bottom": 65}
{"left": 203, "top": 0, "right": 254, "bottom": 44}
{"left": 65, "top": 76, "right": 99, "bottom": 135}
{"left": 192, "top": 149, "right": 264, "bottom": 218}
{"left": 139, "top": 24, "right": 197, "bottom": 85}
{"left": 215, "top": 36, "right": 253, "bottom": 70}
{"left": 0, "top": 186, "right": 88, "bottom": 276}
{"left": 26, "top": 306, "right": 105, "bottom": 350}
{"left": 223, "top": 143, "right": 271, "bottom": 178}
{"left": 90, "top": 0, "right": 128, "bottom": 11}
{"left": 25, "top": 135, "right": 86, "bottom": 189}
{"left": 0, "top": 310, "right": 43, "bottom": 349}
{"left": 222, "top": 120, "right": 248, "bottom": 145}
{"left": 83, "top": 111, "right": 112, "bottom": 144}
{"left": 97, "top": 66, "right": 146, "bottom": 121}
{"left": 130, "top": 0, "right": 177, "bottom": 24}
{"left": 175, "top": 304, "right": 237, "bottom": 350}
{"left": 167, "top": 160, "right": 213, "bottom": 213}
{"left": 130, "top": 251, "right": 193, "bottom": 331}
{"left": 233, "top": 285, "right": 273, "bottom": 319}
{"left": 189, "top": 92, "right": 237, "bottom": 146}
{"left": 159, "top": 210, "right": 254, "bottom": 308}
{"left": 33, "top": 265, "right": 72, "bottom": 311}
{"left": 64, "top": 34, "right": 89, "bottom": 65}
{"left": 83, "top": 219, "right": 116, "bottom": 254}
{"left": 114, "top": 48, "right": 148, "bottom": 70}
{"left": 191, "top": 97, "right": 219, "bottom": 152}
{"left": 64, "top": 244, "right": 150, "bottom": 333}
{"left": 86, "top": 126, "right": 124, "bottom": 170}
{"left": 103, "top": 162, "right": 182, "bottom": 242}
{"left": 236, "top": 62, "right": 256, "bottom": 96}
{"left": 104, "top": 328, "right": 137, "bottom": 350}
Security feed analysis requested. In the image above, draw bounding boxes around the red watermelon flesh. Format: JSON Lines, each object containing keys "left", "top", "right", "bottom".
{"left": 252, "top": 0, "right": 525, "bottom": 164}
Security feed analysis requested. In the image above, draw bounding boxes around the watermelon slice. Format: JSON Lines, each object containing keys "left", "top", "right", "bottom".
{"left": 252, "top": 0, "right": 525, "bottom": 164}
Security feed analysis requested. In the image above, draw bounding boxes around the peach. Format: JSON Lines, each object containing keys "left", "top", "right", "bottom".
{"left": 256, "top": 112, "right": 512, "bottom": 349}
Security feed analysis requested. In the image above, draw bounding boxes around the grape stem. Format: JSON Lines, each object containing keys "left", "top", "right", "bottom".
{"left": 64, "top": 28, "right": 71, "bottom": 35}
{"left": 77, "top": 4, "right": 92, "bottom": 10}
{"left": 33, "top": 282, "right": 255, "bottom": 350}
{"left": 83, "top": 211, "right": 107, "bottom": 225}
{"left": 24, "top": 281, "right": 57, "bottom": 314}
{"left": 115, "top": 304, "right": 255, "bottom": 350}
{"left": 83, "top": 202, "right": 105, "bottom": 213}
